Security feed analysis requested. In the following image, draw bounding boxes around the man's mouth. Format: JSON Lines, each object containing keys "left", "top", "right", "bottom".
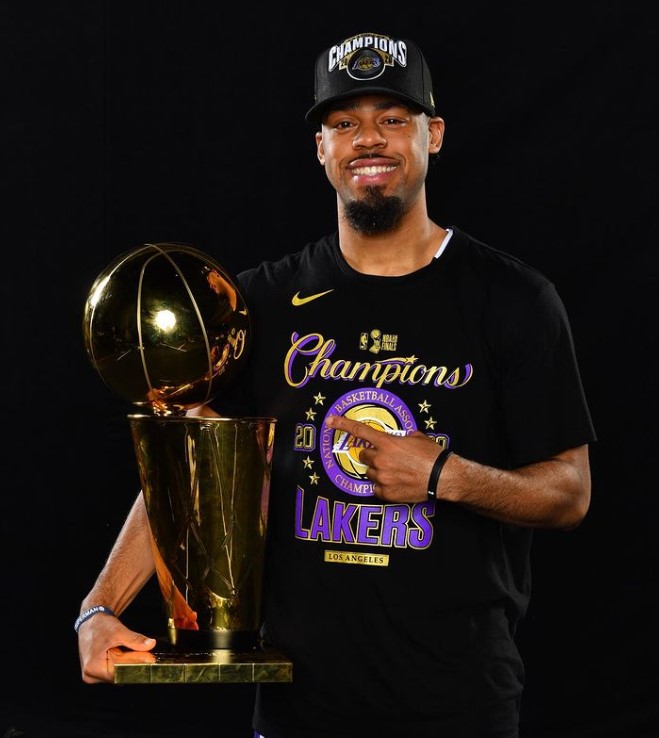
{"left": 351, "top": 164, "right": 397, "bottom": 176}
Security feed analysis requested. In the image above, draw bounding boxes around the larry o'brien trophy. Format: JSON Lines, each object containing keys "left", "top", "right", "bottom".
{"left": 82, "top": 242, "right": 291, "bottom": 684}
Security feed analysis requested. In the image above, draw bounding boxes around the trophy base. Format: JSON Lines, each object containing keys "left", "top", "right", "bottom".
{"left": 111, "top": 641, "right": 293, "bottom": 684}
{"left": 169, "top": 627, "right": 260, "bottom": 651}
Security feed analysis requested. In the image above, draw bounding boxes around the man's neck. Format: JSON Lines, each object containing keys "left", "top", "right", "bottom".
{"left": 337, "top": 206, "right": 446, "bottom": 277}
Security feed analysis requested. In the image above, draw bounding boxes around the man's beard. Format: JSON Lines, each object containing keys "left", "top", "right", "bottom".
{"left": 344, "top": 187, "right": 405, "bottom": 235}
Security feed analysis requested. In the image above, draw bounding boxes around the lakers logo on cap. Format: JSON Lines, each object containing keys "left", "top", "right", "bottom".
{"left": 348, "top": 49, "right": 384, "bottom": 80}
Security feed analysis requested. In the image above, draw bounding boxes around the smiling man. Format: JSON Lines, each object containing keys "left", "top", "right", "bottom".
{"left": 77, "top": 30, "right": 596, "bottom": 738}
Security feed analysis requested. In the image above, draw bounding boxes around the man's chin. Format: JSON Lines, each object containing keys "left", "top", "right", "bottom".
{"left": 344, "top": 194, "right": 405, "bottom": 234}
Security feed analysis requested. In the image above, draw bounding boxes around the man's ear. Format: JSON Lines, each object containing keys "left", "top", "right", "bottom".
{"left": 429, "top": 117, "right": 445, "bottom": 154}
{"left": 316, "top": 131, "right": 325, "bottom": 165}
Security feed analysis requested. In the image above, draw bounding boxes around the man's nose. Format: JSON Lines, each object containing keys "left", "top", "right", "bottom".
{"left": 352, "top": 123, "right": 387, "bottom": 149}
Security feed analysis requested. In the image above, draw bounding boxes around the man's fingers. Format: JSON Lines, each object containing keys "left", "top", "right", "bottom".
{"left": 108, "top": 646, "right": 157, "bottom": 668}
{"left": 122, "top": 630, "right": 157, "bottom": 652}
{"left": 325, "top": 414, "right": 382, "bottom": 445}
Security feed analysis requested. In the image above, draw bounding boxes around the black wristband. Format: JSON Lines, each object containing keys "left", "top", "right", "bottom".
{"left": 427, "top": 450, "right": 453, "bottom": 501}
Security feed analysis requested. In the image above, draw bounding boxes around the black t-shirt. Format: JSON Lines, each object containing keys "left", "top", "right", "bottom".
{"left": 214, "top": 227, "right": 596, "bottom": 738}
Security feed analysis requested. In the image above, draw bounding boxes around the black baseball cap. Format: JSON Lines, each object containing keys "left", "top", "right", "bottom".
{"left": 305, "top": 31, "right": 436, "bottom": 124}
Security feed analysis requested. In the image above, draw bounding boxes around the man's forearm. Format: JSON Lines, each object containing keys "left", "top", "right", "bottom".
{"left": 80, "top": 492, "right": 156, "bottom": 615}
{"left": 440, "top": 445, "right": 592, "bottom": 530}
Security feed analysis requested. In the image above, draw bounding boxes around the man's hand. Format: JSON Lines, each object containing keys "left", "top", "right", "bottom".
{"left": 78, "top": 612, "right": 156, "bottom": 684}
{"left": 325, "top": 414, "right": 445, "bottom": 503}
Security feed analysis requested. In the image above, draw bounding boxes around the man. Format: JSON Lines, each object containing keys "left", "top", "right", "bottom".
{"left": 77, "top": 31, "right": 595, "bottom": 738}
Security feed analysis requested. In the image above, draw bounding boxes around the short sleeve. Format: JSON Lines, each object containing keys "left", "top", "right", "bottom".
{"left": 498, "top": 283, "right": 596, "bottom": 467}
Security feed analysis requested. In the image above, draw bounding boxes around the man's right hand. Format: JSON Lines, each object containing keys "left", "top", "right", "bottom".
{"left": 78, "top": 612, "right": 157, "bottom": 683}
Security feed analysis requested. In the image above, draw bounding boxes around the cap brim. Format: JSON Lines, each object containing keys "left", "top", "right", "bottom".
{"left": 305, "top": 87, "right": 435, "bottom": 124}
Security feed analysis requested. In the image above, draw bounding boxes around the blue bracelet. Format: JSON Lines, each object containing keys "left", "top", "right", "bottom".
{"left": 74, "top": 605, "right": 116, "bottom": 633}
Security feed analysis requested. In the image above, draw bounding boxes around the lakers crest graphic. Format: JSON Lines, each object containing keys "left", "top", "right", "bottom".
{"left": 320, "top": 388, "right": 416, "bottom": 496}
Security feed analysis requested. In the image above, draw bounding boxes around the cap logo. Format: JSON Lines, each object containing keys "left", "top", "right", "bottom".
{"left": 328, "top": 33, "right": 407, "bottom": 82}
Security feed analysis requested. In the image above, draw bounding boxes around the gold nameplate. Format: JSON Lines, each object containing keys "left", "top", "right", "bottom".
{"left": 324, "top": 550, "right": 389, "bottom": 567}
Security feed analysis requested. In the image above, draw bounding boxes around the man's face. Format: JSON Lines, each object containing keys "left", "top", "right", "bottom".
{"left": 315, "top": 94, "right": 444, "bottom": 233}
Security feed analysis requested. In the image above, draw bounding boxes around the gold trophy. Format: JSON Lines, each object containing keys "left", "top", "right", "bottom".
{"left": 83, "top": 243, "right": 290, "bottom": 683}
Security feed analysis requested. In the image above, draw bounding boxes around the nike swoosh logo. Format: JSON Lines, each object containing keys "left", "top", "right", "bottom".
{"left": 291, "top": 289, "right": 334, "bottom": 306}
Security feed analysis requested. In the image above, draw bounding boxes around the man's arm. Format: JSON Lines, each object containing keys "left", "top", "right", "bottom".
{"left": 325, "top": 415, "right": 591, "bottom": 530}
{"left": 77, "top": 404, "right": 221, "bottom": 683}
{"left": 77, "top": 492, "right": 157, "bottom": 683}
{"left": 435, "top": 444, "right": 590, "bottom": 529}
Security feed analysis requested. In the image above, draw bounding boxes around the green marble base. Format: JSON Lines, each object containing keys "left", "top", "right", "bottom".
{"left": 112, "top": 647, "right": 293, "bottom": 684}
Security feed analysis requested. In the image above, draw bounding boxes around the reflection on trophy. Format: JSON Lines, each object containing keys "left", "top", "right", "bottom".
{"left": 83, "top": 243, "right": 278, "bottom": 657}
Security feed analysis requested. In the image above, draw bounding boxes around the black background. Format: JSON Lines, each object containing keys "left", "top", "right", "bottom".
{"left": 1, "top": 2, "right": 657, "bottom": 737}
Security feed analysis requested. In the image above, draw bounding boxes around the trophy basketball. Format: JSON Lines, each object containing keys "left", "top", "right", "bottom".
{"left": 83, "top": 243, "right": 289, "bottom": 683}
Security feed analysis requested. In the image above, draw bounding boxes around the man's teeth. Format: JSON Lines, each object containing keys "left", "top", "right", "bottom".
{"left": 352, "top": 165, "right": 396, "bottom": 175}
